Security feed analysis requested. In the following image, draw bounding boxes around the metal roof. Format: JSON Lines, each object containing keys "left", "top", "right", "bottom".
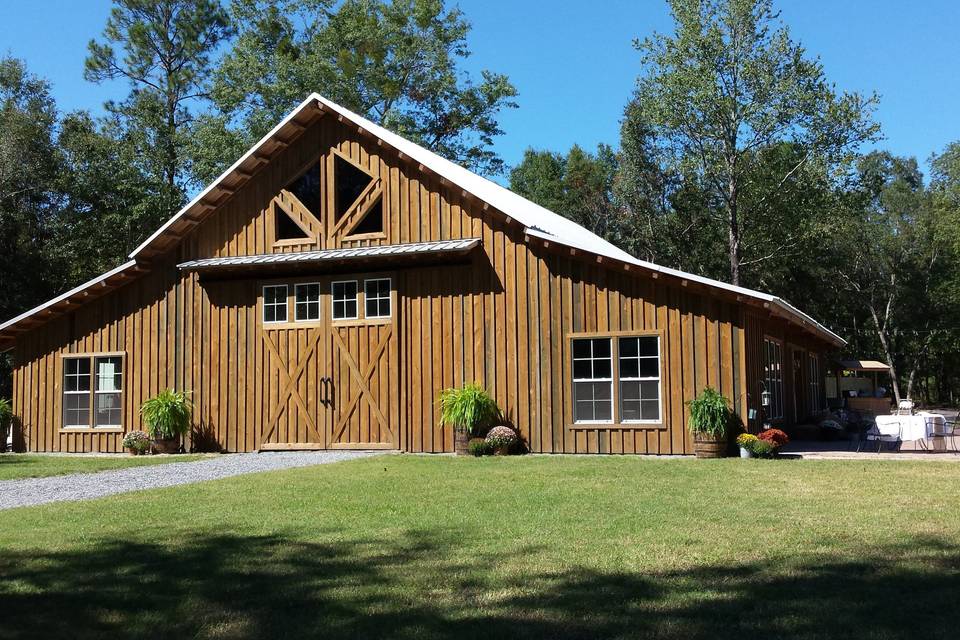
{"left": 837, "top": 359, "right": 892, "bottom": 372}
{"left": 177, "top": 238, "right": 480, "bottom": 271}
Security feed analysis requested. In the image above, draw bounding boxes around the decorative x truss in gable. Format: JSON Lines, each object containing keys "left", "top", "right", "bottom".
{"left": 272, "top": 164, "right": 323, "bottom": 247}
{"left": 331, "top": 149, "right": 385, "bottom": 238}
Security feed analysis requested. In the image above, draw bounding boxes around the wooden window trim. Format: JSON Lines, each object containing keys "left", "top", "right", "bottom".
{"left": 567, "top": 330, "right": 665, "bottom": 430}
{"left": 59, "top": 352, "right": 125, "bottom": 433}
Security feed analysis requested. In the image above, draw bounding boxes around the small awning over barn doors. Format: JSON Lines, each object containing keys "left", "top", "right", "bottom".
{"left": 177, "top": 238, "right": 480, "bottom": 278}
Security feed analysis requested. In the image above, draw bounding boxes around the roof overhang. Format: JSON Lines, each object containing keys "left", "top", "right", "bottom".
{"left": 836, "top": 359, "right": 891, "bottom": 372}
{"left": 177, "top": 238, "right": 480, "bottom": 277}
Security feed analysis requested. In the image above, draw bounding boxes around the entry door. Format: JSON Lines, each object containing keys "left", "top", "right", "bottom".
{"left": 321, "top": 274, "right": 399, "bottom": 449}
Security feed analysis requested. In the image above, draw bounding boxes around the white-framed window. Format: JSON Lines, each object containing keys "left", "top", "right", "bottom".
{"left": 63, "top": 357, "right": 92, "bottom": 428}
{"left": 94, "top": 356, "right": 123, "bottom": 428}
{"left": 618, "top": 336, "right": 661, "bottom": 422}
{"left": 63, "top": 355, "right": 123, "bottom": 429}
{"left": 295, "top": 283, "right": 321, "bottom": 322}
{"left": 809, "top": 354, "right": 824, "bottom": 413}
{"left": 763, "top": 338, "right": 784, "bottom": 420}
{"left": 263, "top": 285, "right": 288, "bottom": 323}
{"left": 364, "top": 278, "right": 391, "bottom": 319}
{"left": 572, "top": 338, "right": 613, "bottom": 423}
{"left": 331, "top": 280, "right": 359, "bottom": 320}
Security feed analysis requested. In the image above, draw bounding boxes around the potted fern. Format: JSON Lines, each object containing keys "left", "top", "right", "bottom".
{"left": 688, "top": 387, "right": 731, "bottom": 458}
{"left": 0, "top": 398, "right": 11, "bottom": 453}
{"left": 439, "top": 383, "right": 501, "bottom": 455}
{"left": 141, "top": 390, "right": 192, "bottom": 454}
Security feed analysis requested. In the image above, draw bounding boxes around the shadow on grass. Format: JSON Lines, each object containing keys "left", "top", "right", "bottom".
{"left": 0, "top": 530, "right": 957, "bottom": 639}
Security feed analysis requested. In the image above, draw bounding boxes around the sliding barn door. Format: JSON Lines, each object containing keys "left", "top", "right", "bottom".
{"left": 259, "top": 325, "right": 327, "bottom": 448}
{"left": 324, "top": 278, "right": 399, "bottom": 449}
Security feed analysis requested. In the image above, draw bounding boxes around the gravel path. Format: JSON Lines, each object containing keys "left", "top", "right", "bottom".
{"left": 0, "top": 451, "right": 384, "bottom": 510}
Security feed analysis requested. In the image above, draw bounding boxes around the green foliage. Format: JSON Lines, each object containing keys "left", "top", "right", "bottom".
{"left": 687, "top": 387, "right": 730, "bottom": 438}
{"left": 630, "top": 0, "right": 879, "bottom": 285}
{"left": 194, "top": 0, "right": 518, "bottom": 182}
{"left": 467, "top": 439, "right": 494, "bottom": 457}
{"left": 0, "top": 397, "right": 11, "bottom": 429}
{"left": 85, "top": 0, "right": 233, "bottom": 196}
{"left": 121, "top": 430, "right": 152, "bottom": 453}
{"left": 141, "top": 390, "right": 193, "bottom": 440}
{"left": 439, "top": 384, "right": 500, "bottom": 435}
{"left": 751, "top": 439, "right": 776, "bottom": 458}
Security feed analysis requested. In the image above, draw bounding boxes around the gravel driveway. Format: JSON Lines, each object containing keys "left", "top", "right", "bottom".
{"left": 0, "top": 451, "right": 384, "bottom": 510}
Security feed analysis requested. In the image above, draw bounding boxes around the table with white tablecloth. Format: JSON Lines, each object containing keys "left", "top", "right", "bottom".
{"left": 874, "top": 412, "right": 947, "bottom": 442}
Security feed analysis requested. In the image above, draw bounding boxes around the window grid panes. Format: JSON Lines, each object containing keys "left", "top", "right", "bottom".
{"left": 618, "top": 336, "right": 661, "bottom": 422}
{"left": 763, "top": 339, "right": 784, "bottom": 420}
{"left": 94, "top": 356, "right": 123, "bottom": 428}
{"left": 572, "top": 338, "right": 613, "bottom": 423}
{"left": 332, "top": 281, "right": 358, "bottom": 320}
{"left": 295, "top": 283, "right": 321, "bottom": 322}
{"left": 263, "top": 285, "right": 288, "bottom": 323}
{"left": 63, "top": 357, "right": 91, "bottom": 428}
{"left": 364, "top": 278, "right": 391, "bottom": 318}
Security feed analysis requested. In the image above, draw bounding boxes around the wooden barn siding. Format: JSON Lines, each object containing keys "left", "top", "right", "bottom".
{"left": 13, "top": 113, "right": 755, "bottom": 453}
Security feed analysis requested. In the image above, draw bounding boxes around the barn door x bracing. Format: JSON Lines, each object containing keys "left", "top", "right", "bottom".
{"left": 258, "top": 275, "right": 398, "bottom": 450}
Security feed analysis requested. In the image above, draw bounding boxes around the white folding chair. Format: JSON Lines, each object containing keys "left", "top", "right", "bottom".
{"left": 896, "top": 399, "right": 914, "bottom": 416}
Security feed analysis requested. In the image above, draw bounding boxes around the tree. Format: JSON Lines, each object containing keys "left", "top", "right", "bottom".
{"left": 630, "top": 0, "right": 878, "bottom": 285}
{"left": 836, "top": 152, "right": 953, "bottom": 403}
{"left": 85, "top": 0, "right": 233, "bottom": 205}
{"left": 193, "top": 0, "right": 517, "bottom": 182}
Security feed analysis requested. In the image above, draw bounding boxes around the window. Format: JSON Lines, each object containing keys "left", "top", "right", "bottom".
{"left": 348, "top": 197, "right": 384, "bottom": 235}
{"left": 95, "top": 356, "right": 123, "bottom": 427}
{"left": 63, "top": 357, "right": 92, "bottom": 428}
{"left": 288, "top": 162, "right": 321, "bottom": 219}
{"left": 809, "top": 354, "right": 824, "bottom": 413}
{"left": 573, "top": 338, "right": 613, "bottom": 423}
{"left": 63, "top": 355, "right": 123, "bottom": 429}
{"left": 365, "top": 278, "right": 391, "bottom": 318}
{"left": 763, "top": 338, "right": 784, "bottom": 420}
{"left": 332, "top": 281, "right": 359, "bottom": 320}
{"left": 295, "top": 283, "right": 321, "bottom": 322}
{"left": 263, "top": 285, "right": 288, "bottom": 323}
{"left": 618, "top": 336, "right": 661, "bottom": 422}
{"left": 334, "top": 155, "right": 374, "bottom": 222}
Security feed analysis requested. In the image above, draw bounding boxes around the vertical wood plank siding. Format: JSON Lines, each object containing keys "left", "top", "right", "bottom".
{"left": 10, "top": 114, "right": 833, "bottom": 453}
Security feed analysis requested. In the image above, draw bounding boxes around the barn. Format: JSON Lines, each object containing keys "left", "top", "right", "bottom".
{"left": 0, "top": 93, "right": 843, "bottom": 454}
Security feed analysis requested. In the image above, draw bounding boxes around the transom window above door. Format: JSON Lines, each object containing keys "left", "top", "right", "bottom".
{"left": 365, "top": 278, "right": 391, "bottom": 318}
{"left": 332, "top": 281, "right": 359, "bottom": 320}
{"left": 295, "top": 283, "right": 321, "bottom": 321}
{"left": 263, "top": 285, "right": 288, "bottom": 323}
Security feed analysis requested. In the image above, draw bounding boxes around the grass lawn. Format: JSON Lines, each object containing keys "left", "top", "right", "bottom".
{"left": 1, "top": 456, "right": 958, "bottom": 639}
{"left": 0, "top": 453, "right": 204, "bottom": 480}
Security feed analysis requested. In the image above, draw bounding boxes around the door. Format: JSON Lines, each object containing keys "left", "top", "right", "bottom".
{"left": 322, "top": 274, "right": 399, "bottom": 449}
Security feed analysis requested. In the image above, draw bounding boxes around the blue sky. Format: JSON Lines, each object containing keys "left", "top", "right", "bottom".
{"left": 2, "top": 0, "right": 958, "bottom": 175}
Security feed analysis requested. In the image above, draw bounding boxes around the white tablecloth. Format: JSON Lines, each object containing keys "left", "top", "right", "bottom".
{"left": 875, "top": 412, "right": 947, "bottom": 441}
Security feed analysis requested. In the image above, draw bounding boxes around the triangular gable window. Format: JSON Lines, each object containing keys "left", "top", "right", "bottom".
{"left": 288, "top": 163, "right": 321, "bottom": 219}
{"left": 335, "top": 155, "right": 374, "bottom": 222}
{"left": 348, "top": 196, "right": 384, "bottom": 235}
{"left": 275, "top": 202, "right": 311, "bottom": 240}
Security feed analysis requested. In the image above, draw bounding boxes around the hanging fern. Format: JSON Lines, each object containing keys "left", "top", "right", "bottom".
{"left": 141, "top": 390, "right": 192, "bottom": 440}
{"left": 687, "top": 387, "right": 730, "bottom": 438}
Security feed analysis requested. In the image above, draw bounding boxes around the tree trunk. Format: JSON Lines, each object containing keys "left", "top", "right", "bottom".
{"left": 868, "top": 303, "right": 901, "bottom": 404}
{"left": 727, "top": 176, "right": 741, "bottom": 286}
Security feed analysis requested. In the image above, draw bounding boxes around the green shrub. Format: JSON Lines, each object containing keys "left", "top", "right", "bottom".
{"left": 468, "top": 440, "right": 495, "bottom": 457}
{"left": 122, "top": 430, "right": 151, "bottom": 453}
{"left": 141, "top": 390, "right": 192, "bottom": 440}
{"left": 0, "top": 398, "right": 11, "bottom": 429}
{"left": 439, "top": 383, "right": 501, "bottom": 436}
{"left": 687, "top": 387, "right": 730, "bottom": 438}
{"left": 752, "top": 440, "right": 776, "bottom": 458}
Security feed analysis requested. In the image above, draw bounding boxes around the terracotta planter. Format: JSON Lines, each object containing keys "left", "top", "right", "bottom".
{"left": 454, "top": 429, "right": 471, "bottom": 456}
{"left": 494, "top": 445, "right": 511, "bottom": 456}
{"left": 125, "top": 447, "right": 141, "bottom": 456}
{"left": 151, "top": 437, "right": 181, "bottom": 454}
{"left": 693, "top": 434, "right": 726, "bottom": 458}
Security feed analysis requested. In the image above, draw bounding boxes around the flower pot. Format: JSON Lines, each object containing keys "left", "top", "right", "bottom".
{"left": 739, "top": 446, "right": 753, "bottom": 459}
{"left": 494, "top": 445, "right": 511, "bottom": 456}
{"left": 693, "top": 434, "right": 726, "bottom": 458}
{"left": 454, "top": 429, "right": 471, "bottom": 456}
{"left": 151, "top": 437, "right": 180, "bottom": 454}
{"left": 125, "top": 447, "right": 141, "bottom": 456}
